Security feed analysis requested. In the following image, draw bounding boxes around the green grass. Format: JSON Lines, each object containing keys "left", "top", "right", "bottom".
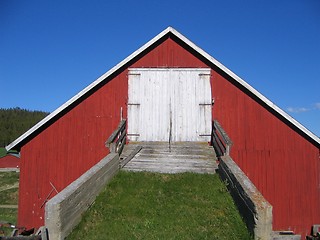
{"left": 0, "top": 209, "right": 17, "bottom": 236}
{"left": 0, "top": 188, "right": 19, "bottom": 205}
{"left": 0, "top": 172, "right": 19, "bottom": 236}
{"left": 0, "top": 172, "right": 19, "bottom": 187}
{"left": 0, "top": 209, "right": 17, "bottom": 224}
{"left": 0, "top": 148, "right": 6, "bottom": 158}
{"left": 0, "top": 148, "right": 19, "bottom": 158}
{"left": 68, "top": 171, "right": 251, "bottom": 240}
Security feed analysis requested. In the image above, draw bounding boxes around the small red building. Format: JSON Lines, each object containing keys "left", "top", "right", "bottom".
{"left": 0, "top": 154, "right": 20, "bottom": 169}
{"left": 6, "top": 27, "right": 320, "bottom": 237}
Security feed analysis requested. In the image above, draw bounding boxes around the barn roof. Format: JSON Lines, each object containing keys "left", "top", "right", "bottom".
{"left": 6, "top": 27, "right": 320, "bottom": 151}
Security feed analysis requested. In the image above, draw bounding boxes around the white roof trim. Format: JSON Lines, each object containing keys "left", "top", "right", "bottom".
{"left": 6, "top": 27, "right": 319, "bottom": 150}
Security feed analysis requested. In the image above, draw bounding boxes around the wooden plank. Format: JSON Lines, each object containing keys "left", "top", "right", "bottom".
{"left": 115, "top": 129, "right": 126, "bottom": 146}
{"left": 120, "top": 146, "right": 142, "bottom": 168}
{"left": 214, "top": 120, "right": 232, "bottom": 147}
{"left": 125, "top": 167, "right": 216, "bottom": 173}
{"left": 212, "top": 132, "right": 225, "bottom": 156}
{"left": 0, "top": 205, "right": 18, "bottom": 209}
{"left": 123, "top": 142, "right": 217, "bottom": 174}
{"left": 125, "top": 159, "right": 216, "bottom": 166}
{"left": 106, "top": 119, "right": 126, "bottom": 145}
{"left": 105, "top": 119, "right": 127, "bottom": 154}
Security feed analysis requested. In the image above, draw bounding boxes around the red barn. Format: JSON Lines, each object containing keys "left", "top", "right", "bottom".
{"left": 0, "top": 154, "right": 20, "bottom": 169}
{"left": 6, "top": 27, "right": 320, "bottom": 237}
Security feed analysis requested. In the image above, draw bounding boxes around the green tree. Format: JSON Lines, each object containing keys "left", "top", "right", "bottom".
{"left": 0, "top": 108, "right": 49, "bottom": 147}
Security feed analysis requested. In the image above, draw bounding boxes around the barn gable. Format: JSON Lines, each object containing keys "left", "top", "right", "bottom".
{"left": 5, "top": 27, "right": 320, "bottom": 236}
{"left": 12, "top": 28, "right": 216, "bottom": 228}
{"left": 6, "top": 27, "right": 320, "bottom": 152}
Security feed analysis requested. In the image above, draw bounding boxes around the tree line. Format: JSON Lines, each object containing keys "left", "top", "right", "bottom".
{"left": 0, "top": 107, "right": 49, "bottom": 147}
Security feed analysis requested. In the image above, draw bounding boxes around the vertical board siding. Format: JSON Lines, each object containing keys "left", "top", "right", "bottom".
{"left": 131, "top": 38, "right": 208, "bottom": 68}
{"left": 0, "top": 155, "right": 19, "bottom": 168}
{"left": 170, "top": 69, "right": 212, "bottom": 142}
{"left": 127, "top": 73, "right": 141, "bottom": 141}
{"left": 18, "top": 73, "right": 128, "bottom": 228}
{"left": 128, "top": 68, "right": 211, "bottom": 142}
{"left": 211, "top": 70, "right": 320, "bottom": 237}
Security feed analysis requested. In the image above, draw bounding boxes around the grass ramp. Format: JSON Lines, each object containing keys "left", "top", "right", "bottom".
{"left": 68, "top": 171, "right": 251, "bottom": 239}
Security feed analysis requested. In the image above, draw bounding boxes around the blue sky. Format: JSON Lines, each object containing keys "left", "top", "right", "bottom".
{"left": 1, "top": 1, "right": 319, "bottom": 136}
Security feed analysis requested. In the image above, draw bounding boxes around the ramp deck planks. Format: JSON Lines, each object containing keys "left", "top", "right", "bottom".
{"left": 121, "top": 142, "right": 218, "bottom": 174}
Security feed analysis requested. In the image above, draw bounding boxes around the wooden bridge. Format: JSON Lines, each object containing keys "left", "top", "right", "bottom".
{"left": 120, "top": 142, "right": 218, "bottom": 174}
{"left": 106, "top": 119, "right": 230, "bottom": 175}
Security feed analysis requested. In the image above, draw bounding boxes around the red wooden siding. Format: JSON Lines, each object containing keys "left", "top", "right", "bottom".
{"left": 18, "top": 73, "right": 128, "bottom": 227}
{"left": 211, "top": 71, "right": 320, "bottom": 237}
{"left": 131, "top": 38, "right": 207, "bottom": 68}
{"left": 0, "top": 155, "right": 19, "bottom": 168}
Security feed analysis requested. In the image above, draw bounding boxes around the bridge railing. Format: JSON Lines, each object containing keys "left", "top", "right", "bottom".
{"left": 211, "top": 120, "right": 233, "bottom": 157}
{"left": 105, "top": 119, "right": 127, "bottom": 155}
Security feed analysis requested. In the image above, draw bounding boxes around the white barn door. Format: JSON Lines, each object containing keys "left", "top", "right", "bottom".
{"left": 128, "top": 68, "right": 212, "bottom": 142}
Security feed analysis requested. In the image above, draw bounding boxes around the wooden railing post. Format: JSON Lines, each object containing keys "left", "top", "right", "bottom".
{"left": 212, "top": 120, "right": 233, "bottom": 157}
{"left": 105, "top": 119, "right": 127, "bottom": 155}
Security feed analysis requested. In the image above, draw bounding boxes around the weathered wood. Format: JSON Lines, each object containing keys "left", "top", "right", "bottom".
{"left": 127, "top": 68, "right": 212, "bottom": 142}
{"left": 0, "top": 168, "right": 20, "bottom": 172}
{"left": 106, "top": 119, "right": 126, "bottom": 144}
{"left": 0, "top": 205, "right": 18, "bottom": 209}
{"left": 115, "top": 129, "right": 126, "bottom": 153}
{"left": 45, "top": 153, "right": 119, "bottom": 240}
{"left": 123, "top": 142, "right": 217, "bottom": 174}
{"left": 119, "top": 146, "right": 142, "bottom": 168}
{"left": 212, "top": 120, "right": 233, "bottom": 156}
{"left": 105, "top": 119, "right": 127, "bottom": 155}
{"left": 219, "top": 155, "right": 272, "bottom": 240}
{"left": 214, "top": 120, "right": 232, "bottom": 147}
{"left": 212, "top": 132, "right": 224, "bottom": 156}
{"left": 116, "top": 129, "right": 126, "bottom": 146}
